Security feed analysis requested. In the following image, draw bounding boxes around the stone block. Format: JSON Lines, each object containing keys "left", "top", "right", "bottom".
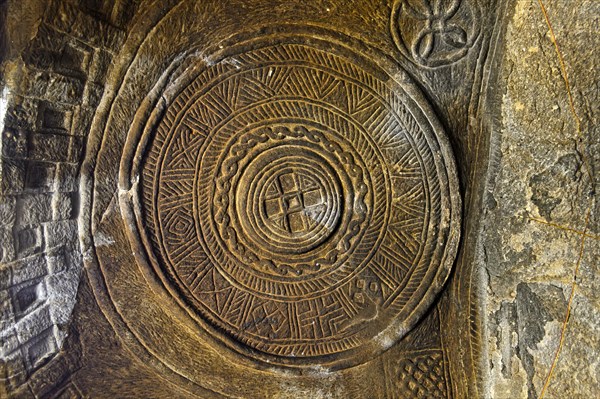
{"left": 0, "top": 196, "right": 16, "bottom": 227}
{"left": 0, "top": 289, "right": 15, "bottom": 331}
{"left": 51, "top": 192, "right": 75, "bottom": 221}
{"left": 0, "top": 330, "right": 18, "bottom": 356}
{"left": 27, "top": 355, "right": 71, "bottom": 399}
{"left": 70, "top": 107, "right": 92, "bottom": 137}
{"left": 4, "top": 96, "right": 39, "bottom": 131}
{"left": 45, "top": 246, "right": 68, "bottom": 275}
{"left": 1, "top": 348, "right": 28, "bottom": 390}
{"left": 0, "top": 263, "right": 10, "bottom": 291}
{"left": 89, "top": 48, "right": 112, "bottom": 83}
{"left": 28, "top": 133, "right": 71, "bottom": 163}
{"left": 54, "top": 40, "right": 93, "bottom": 79}
{"left": 16, "top": 225, "right": 45, "bottom": 256}
{"left": 24, "top": 161, "right": 57, "bottom": 192}
{"left": 22, "top": 24, "right": 66, "bottom": 71}
{"left": 22, "top": 69, "right": 85, "bottom": 105}
{"left": 15, "top": 305, "right": 52, "bottom": 346}
{"left": 1, "top": 128, "right": 28, "bottom": 159}
{"left": 53, "top": 163, "right": 79, "bottom": 192}
{"left": 46, "top": 269, "right": 80, "bottom": 326}
{"left": 37, "top": 101, "right": 74, "bottom": 134}
{"left": 11, "top": 278, "right": 47, "bottom": 319}
{"left": 24, "top": 23, "right": 92, "bottom": 80}
{"left": 67, "top": 136, "right": 84, "bottom": 163}
{"left": 0, "top": 159, "right": 25, "bottom": 195}
{"left": 82, "top": 82, "right": 104, "bottom": 108}
{"left": 0, "top": 226, "right": 16, "bottom": 263}
{"left": 43, "top": 220, "right": 77, "bottom": 249}
{"left": 47, "top": 0, "right": 126, "bottom": 50}
{"left": 16, "top": 194, "right": 53, "bottom": 227}
{"left": 24, "top": 47, "right": 55, "bottom": 72}
{"left": 3, "top": 253, "right": 47, "bottom": 289}
{"left": 31, "top": 23, "right": 65, "bottom": 52}
{"left": 22, "top": 326, "right": 57, "bottom": 370}
{"left": 23, "top": 48, "right": 57, "bottom": 73}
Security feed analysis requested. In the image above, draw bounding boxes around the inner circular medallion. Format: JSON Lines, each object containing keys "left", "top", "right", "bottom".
{"left": 237, "top": 146, "right": 343, "bottom": 256}
{"left": 208, "top": 122, "right": 376, "bottom": 286}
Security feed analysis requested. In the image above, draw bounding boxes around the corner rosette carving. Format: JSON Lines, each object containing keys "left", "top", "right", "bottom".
{"left": 391, "top": 0, "right": 481, "bottom": 67}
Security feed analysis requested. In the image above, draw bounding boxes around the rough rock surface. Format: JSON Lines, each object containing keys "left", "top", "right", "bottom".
{"left": 482, "top": 1, "right": 599, "bottom": 398}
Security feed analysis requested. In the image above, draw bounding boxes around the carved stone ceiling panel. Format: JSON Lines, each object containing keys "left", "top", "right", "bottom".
{"left": 0, "top": 0, "right": 511, "bottom": 397}
{"left": 119, "top": 37, "right": 460, "bottom": 369}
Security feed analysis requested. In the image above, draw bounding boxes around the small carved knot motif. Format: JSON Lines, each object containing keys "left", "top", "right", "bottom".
{"left": 391, "top": 0, "right": 480, "bottom": 67}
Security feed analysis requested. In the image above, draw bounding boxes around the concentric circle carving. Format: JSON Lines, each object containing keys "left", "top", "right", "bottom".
{"left": 209, "top": 122, "right": 379, "bottom": 288}
{"left": 127, "top": 40, "right": 460, "bottom": 365}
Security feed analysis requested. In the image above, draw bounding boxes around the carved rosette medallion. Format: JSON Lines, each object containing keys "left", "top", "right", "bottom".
{"left": 130, "top": 40, "right": 460, "bottom": 367}
{"left": 391, "top": 0, "right": 481, "bottom": 67}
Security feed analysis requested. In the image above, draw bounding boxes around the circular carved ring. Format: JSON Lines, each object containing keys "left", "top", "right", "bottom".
{"left": 390, "top": 0, "right": 481, "bottom": 68}
{"left": 123, "top": 37, "right": 460, "bottom": 367}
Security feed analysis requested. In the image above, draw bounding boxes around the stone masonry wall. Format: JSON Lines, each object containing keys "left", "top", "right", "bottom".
{"left": 0, "top": 0, "right": 135, "bottom": 395}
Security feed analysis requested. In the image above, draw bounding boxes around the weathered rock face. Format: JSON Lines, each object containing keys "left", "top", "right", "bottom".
{"left": 483, "top": 1, "right": 599, "bottom": 398}
{"left": 0, "top": 0, "right": 597, "bottom": 398}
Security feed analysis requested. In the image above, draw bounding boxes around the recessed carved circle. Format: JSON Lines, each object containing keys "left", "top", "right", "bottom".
{"left": 128, "top": 40, "right": 460, "bottom": 366}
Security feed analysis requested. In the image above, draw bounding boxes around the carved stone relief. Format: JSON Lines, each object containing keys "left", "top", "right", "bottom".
{"left": 11, "top": 0, "right": 595, "bottom": 397}
{"left": 72, "top": 8, "right": 473, "bottom": 390}
{"left": 120, "top": 39, "right": 460, "bottom": 368}
{"left": 391, "top": 0, "right": 481, "bottom": 67}
{"left": 0, "top": 0, "right": 481, "bottom": 396}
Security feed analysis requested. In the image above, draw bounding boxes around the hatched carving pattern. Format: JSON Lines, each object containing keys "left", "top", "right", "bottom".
{"left": 387, "top": 352, "right": 448, "bottom": 398}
